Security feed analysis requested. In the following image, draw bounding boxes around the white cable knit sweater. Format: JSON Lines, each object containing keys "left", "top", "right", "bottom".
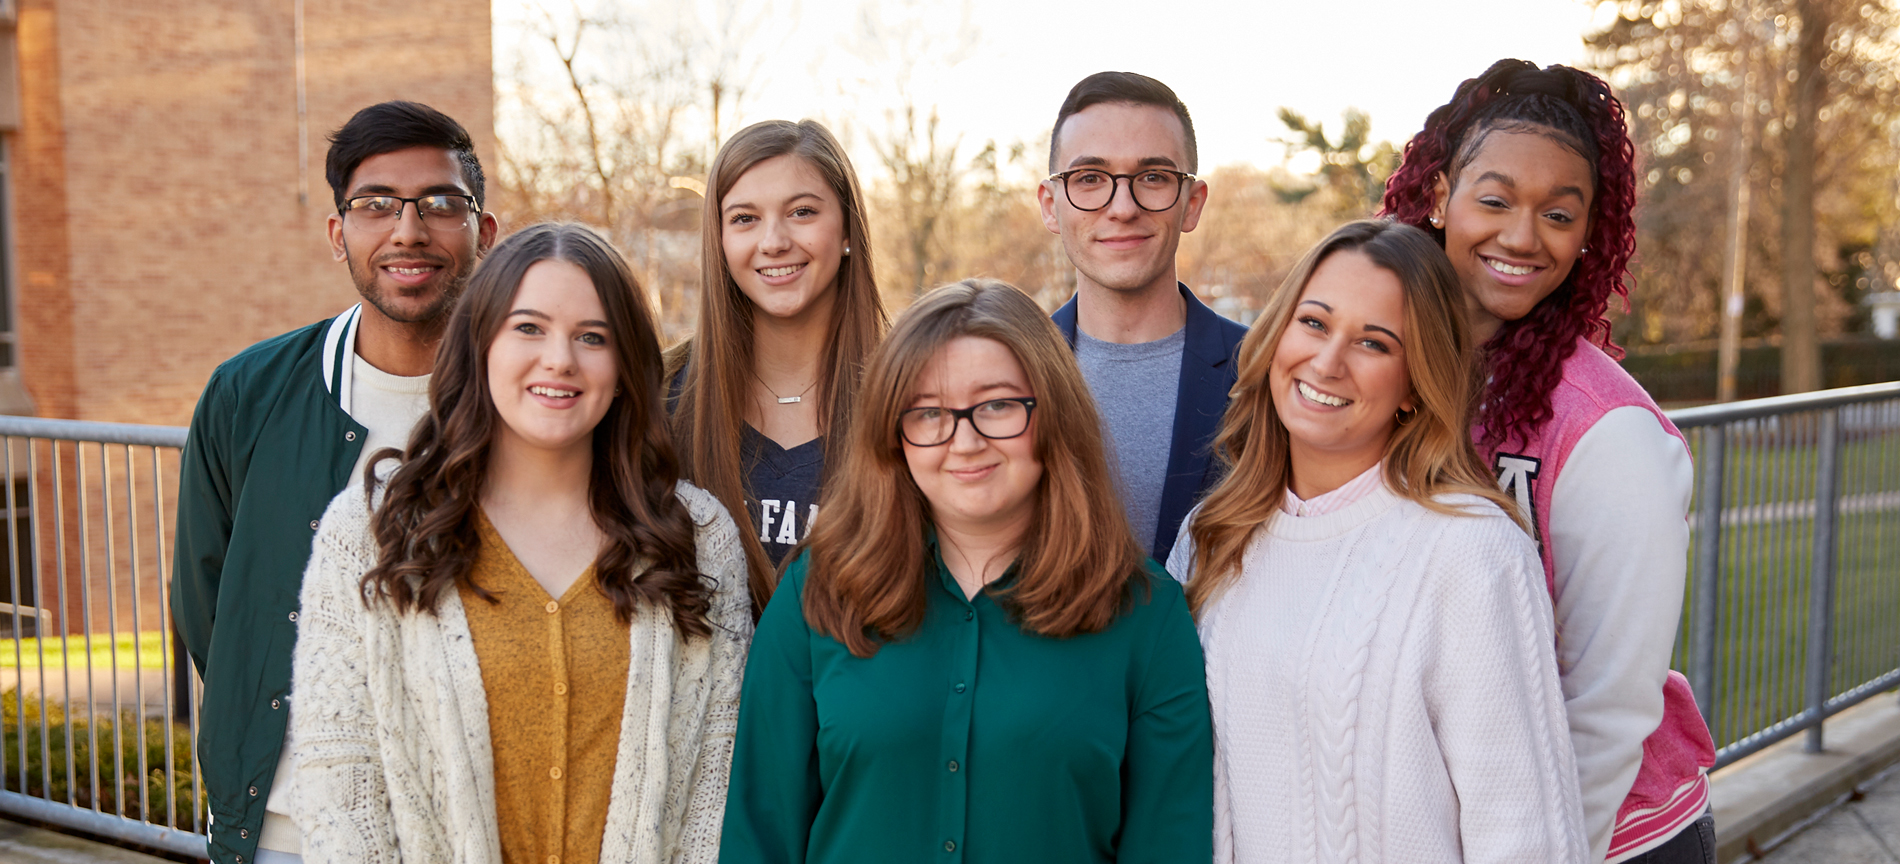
{"left": 1168, "top": 484, "right": 1587, "bottom": 864}
{"left": 289, "top": 481, "right": 752, "bottom": 864}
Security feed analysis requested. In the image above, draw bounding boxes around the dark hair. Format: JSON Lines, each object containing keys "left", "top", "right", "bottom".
{"left": 1185, "top": 221, "right": 1523, "bottom": 614}
{"left": 1049, "top": 72, "right": 1198, "bottom": 173}
{"left": 326, "top": 100, "right": 487, "bottom": 211}
{"left": 1380, "top": 59, "right": 1637, "bottom": 449}
{"left": 802, "top": 279, "right": 1145, "bottom": 657}
{"left": 361, "top": 223, "right": 712, "bottom": 638}
{"left": 665, "top": 119, "right": 888, "bottom": 610}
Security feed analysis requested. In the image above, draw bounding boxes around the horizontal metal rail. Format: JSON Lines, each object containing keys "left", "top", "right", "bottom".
{"left": 1668, "top": 380, "right": 1900, "bottom": 427}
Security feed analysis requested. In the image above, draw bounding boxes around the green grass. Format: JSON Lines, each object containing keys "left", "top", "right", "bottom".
{"left": 0, "top": 632, "right": 173, "bottom": 671}
{"left": 0, "top": 689, "right": 201, "bottom": 830}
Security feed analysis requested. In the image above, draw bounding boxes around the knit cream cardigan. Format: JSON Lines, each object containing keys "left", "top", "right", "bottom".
{"left": 289, "top": 482, "right": 752, "bottom": 864}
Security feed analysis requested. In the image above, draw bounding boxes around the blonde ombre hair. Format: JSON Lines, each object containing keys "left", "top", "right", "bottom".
{"left": 1185, "top": 220, "right": 1525, "bottom": 615}
{"left": 802, "top": 279, "right": 1145, "bottom": 657}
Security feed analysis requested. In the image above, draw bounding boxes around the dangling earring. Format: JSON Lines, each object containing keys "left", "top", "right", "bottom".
{"left": 1429, "top": 215, "right": 1444, "bottom": 228}
{"left": 1395, "top": 407, "right": 1416, "bottom": 426}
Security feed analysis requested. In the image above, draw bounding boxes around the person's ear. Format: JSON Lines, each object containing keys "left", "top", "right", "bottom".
{"left": 1428, "top": 172, "right": 1450, "bottom": 229}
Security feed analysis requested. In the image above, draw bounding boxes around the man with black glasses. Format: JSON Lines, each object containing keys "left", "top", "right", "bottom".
{"left": 1039, "top": 72, "right": 1246, "bottom": 564}
{"left": 171, "top": 101, "right": 498, "bottom": 864}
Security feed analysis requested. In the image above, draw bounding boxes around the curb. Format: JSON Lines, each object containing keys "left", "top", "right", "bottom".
{"left": 0, "top": 816, "right": 179, "bottom": 863}
{"left": 1711, "top": 693, "right": 1900, "bottom": 863}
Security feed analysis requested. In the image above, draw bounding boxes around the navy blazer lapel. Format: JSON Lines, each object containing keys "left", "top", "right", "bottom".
{"left": 1154, "top": 285, "right": 1246, "bottom": 560}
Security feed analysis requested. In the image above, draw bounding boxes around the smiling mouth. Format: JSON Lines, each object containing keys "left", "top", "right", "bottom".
{"left": 1483, "top": 257, "right": 1538, "bottom": 277}
{"left": 760, "top": 264, "right": 805, "bottom": 278}
{"left": 529, "top": 385, "right": 578, "bottom": 398}
{"left": 1297, "top": 380, "right": 1351, "bottom": 407}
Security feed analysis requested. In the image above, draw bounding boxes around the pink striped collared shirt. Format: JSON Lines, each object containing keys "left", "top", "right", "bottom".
{"left": 1281, "top": 463, "right": 1385, "bottom": 517}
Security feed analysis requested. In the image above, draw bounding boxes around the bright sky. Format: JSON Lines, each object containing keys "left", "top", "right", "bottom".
{"left": 495, "top": 0, "right": 1607, "bottom": 179}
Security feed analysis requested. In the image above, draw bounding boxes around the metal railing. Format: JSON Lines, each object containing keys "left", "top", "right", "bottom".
{"left": 0, "top": 383, "right": 1891, "bottom": 856}
{"left": 1669, "top": 381, "right": 1900, "bottom": 769}
{"left": 0, "top": 415, "right": 202, "bottom": 858}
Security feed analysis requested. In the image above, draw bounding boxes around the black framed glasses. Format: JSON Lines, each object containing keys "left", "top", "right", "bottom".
{"left": 340, "top": 194, "right": 480, "bottom": 230}
{"left": 1049, "top": 168, "right": 1194, "bottom": 212}
{"left": 899, "top": 398, "right": 1038, "bottom": 447}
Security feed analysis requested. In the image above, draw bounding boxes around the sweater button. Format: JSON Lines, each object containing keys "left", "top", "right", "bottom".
{"left": 549, "top": 766, "right": 563, "bottom": 780}
{"left": 545, "top": 601, "right": 559, "bottom": 614}
{"left": 554, "top": 682, "right": 568, "bottom": 695}
{"left": 944, "top": 841, "right": 955, "bottom": 852}
{"left": 953, "top": 682, "right": 966, "bottom": 693}
{"left": 947, "top": 760, "right": 958, "bottom": 772}
{"left": 964, "top": 610, "right": 973, "bottom": 621}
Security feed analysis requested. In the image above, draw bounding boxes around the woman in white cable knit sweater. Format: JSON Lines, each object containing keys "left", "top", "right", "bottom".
{"left": 290, "top": 224, "right": 751, "bottom": 864}
{"left": 1166, "top": 220, "right": 1586, "bottom": 864}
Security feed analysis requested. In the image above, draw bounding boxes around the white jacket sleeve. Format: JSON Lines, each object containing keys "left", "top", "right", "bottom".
{"left": 1164, "top": 505, "right": 1200, "bottom": 585}
{"left": 1420, "top": 511, "right": 1588, "bottom": 864}
{"left": 671, "top": 495, "right": 755, "bottom": 864}
{"left": 289, "top": 497, "right": 399, "bottom": 864}
{"left": 1548, "top": 406, "right": 1694, "bottom": 862}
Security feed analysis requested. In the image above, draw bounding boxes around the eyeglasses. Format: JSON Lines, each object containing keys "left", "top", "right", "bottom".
{"left": 1049, "top": 168, "right": 1194, "bottom": 212}
{"left": 339, "top": 194, "right": 480, "bottom": 230}
{"left": 898, "top": 398, "right": 1038, "bottom": 447}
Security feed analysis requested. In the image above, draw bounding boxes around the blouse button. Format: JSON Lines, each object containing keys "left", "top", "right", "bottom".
{"left": 309, "top": 520, "right": 319, "bottom": 530}
{"left": 944, "top": 841, "right": 956, "bottom": 852}
{"left": 345, "top": 431, "right": 357, "bottom": 442}
{"left": 545, "top": 601, "right": 559, "bottom": 614}
{"left": 953, "top": 682, "right": 966, "bottom": 694}
{"left": 554, "top": 682, "right": 568, "bottom": 696}
{"left": 549, "top": 766, "right": 563, "bottom": 780}
{"left": 270, "top": 699, "right": 280, "bottom": 709}
{"left": 288, "top": 611, "right": 298, "bottom": 622}
{"left": 964, "top": 610, "right": 973, "bottom": 621}
{"left": 947, "top": 760, "right": 958, "bottom": 772}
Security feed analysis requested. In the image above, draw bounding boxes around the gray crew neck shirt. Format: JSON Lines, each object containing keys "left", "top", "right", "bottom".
{"left": 1074, "top": 326, "right": 1184, "bottom": 555}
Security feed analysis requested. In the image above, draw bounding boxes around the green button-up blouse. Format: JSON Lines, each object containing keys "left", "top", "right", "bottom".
{"left": 719, "top": 541, "right": 1213, "bottom": 864}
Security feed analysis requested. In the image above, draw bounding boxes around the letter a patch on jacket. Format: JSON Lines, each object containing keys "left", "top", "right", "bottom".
{"left": 1494, "top": 453, "right": 1542, "bottom": 542}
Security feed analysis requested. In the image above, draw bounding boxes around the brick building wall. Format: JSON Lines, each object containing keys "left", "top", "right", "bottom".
{"left": 13, "top": 0, "right": 495, "bottom": 427}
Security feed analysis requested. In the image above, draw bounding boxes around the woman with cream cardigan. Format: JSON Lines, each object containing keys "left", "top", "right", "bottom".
{"left": 289, "top": 223, "right": 751, "bottom": 864}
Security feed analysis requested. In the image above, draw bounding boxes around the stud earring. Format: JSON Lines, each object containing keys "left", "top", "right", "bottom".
{"left": 843, "top": 243, "right": 852, "bottom": 256}
{"left": 1395, "top": 407, "right": 1417, "bottom": 426}
{"left": 1429, "top": 215, "right": 1444, "bottom": 228}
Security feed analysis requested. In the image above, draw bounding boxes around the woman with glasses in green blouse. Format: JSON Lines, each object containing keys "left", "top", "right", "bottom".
{"left": 719, "top": 279, "right": 1213, "bottom": 864}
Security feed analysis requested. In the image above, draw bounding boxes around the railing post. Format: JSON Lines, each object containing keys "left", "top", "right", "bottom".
{"left": 1691, "top": 425, "right": 1726, "bottom": 729}
{"left": 1805, "top": 409, "right": 1842, "bottom": 752}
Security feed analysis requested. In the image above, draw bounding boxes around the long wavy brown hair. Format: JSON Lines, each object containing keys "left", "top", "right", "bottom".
{"left": 1185, "top": 220, "right": 1524, "bottom": 615}
{"left": 665, "top": 119, "right": 888, "bottom": 611}
{"left": 361, "top": 222, "right": 712, "bottom": 637}
{"left": 802, "top": 279, "right": 1144, "bottom": 657}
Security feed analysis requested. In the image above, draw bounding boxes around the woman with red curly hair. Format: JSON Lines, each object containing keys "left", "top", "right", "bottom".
{"left": 1382, "top": 60, "right": 1717, "bottom": 864}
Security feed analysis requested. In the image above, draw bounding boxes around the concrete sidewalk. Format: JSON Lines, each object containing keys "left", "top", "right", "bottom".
{"left": 1716, "top": 695, "right": 1900, "bottom": 862}
{"left": 1754, "top": 761, "right": 1900, "bottom": 862}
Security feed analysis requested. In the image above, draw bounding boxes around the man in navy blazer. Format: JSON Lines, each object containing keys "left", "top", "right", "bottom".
{"left": 1040, "top": 71, "right": 1248, "bottom": 564}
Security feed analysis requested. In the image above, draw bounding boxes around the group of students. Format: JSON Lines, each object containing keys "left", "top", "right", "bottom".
{"left": 174, "top": 61, "right": 1717, "bottom": 864}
